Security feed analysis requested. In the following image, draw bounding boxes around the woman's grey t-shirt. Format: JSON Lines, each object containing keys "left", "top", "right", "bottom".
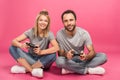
{"left": 56, "top": 27, "right": 92, "bottom": 53}
{"left": 24, "top": 28, "right": 54, "bottom": 56}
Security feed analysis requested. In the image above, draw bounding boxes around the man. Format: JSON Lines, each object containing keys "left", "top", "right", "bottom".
{"left": 56, "top": 10, "right": 107, "bottom": 75}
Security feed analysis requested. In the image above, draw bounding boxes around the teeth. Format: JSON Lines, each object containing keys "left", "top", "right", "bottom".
{"left": 41, "top": 25, "right": 45, "bottom": 27}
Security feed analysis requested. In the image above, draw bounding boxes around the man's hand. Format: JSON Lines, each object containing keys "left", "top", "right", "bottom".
{"left": 66, "top": 49, "right": 74, "bottom": 59}
{"left": 79, "top": 51, "right": 86, "bottom": 61}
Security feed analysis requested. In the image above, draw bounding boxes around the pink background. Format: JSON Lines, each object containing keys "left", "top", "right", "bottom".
{"left": 0, "top": 0, "right": 120, "bottom": 53}
{"left": 0, "top": 0, "right": 120, "bottom": 80}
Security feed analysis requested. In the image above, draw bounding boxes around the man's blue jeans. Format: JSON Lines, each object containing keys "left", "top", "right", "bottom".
{"left": 56, "top": 52, "right": 107, "bottom": 74}
{"left": 9, "top": 46, "right": 56, "bottom": 69}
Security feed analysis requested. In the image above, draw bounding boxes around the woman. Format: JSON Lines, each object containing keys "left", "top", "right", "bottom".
{"left": 9, "top": 10, "right": 59, "bottom": 78}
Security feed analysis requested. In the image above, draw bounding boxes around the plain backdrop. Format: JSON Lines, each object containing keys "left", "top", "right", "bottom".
{"left": 0, "top": 0, "right": 120, "bottom": 54}
{"left": 0, "top": 0, "right": 120, "bottom": 80}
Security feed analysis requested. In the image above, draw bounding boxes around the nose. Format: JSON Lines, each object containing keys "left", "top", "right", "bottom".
{"left": 67, "top": 21, "right": 71, "bottom": 25}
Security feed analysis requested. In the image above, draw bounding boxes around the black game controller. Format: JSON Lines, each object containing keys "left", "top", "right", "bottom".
{"left": 72, "top": 50, "right": 83, "bottom": 56}
{"left": 72, "top": 50, "right": 84, "bottom": 63}
{"left": 26, "top": 43, "right": 38, "bottom": 48}
{"left": 73, "top": 53, "right": 80, "bottom": 56}
{"left": 72, "top": 51, "right": 80, "bottom": 56}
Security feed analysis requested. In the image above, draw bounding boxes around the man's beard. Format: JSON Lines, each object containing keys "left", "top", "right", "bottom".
{"left": 65, "top": 25, "right": 76, "bottom": 32}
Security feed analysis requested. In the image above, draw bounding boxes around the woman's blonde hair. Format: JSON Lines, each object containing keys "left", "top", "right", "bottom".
{"left": 33, "top": 10, "right": 50, "bottom": 37}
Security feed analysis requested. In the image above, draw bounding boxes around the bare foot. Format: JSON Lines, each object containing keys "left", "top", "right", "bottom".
{"left": 32, "top": 61, "right": 44, "bottom": 68}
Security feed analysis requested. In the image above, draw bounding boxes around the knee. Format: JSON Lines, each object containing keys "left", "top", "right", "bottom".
{"left": 9, "top": 46, "right": 19, "bottom": 52}
{"left": 9, "top": 46, "right": 14, "bottom": 52}
{"left": 9, "top": 46, "right": 16, "bottom": 54}
{"left": 99, "top": 53, "right": 107, "bottom": 63}
{"left": 55, "top": 57, "right": 65, "bottom": 67}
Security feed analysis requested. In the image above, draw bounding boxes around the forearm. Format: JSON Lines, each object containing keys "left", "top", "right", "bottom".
{"left": 12, "top": 39, "right": 22, "bottom": 48}
{"left": 40, "top": 46, "right": 59, "bottom": 55}
{"left": 86, "top": 50, "right": 96, "bottom": 60}
{"left": 11, "top": 34, "right": 27, "bottom": 48}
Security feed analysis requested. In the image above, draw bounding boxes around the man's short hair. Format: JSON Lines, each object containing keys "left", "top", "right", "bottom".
{"left": 61, "top": 10, "right": 77, "bottom": 21}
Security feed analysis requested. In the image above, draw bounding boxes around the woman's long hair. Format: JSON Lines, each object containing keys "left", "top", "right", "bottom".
{"left": 33, "top": 10, "right": 50, "bottom": 37}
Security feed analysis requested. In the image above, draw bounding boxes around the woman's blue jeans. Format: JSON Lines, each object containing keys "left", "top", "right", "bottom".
{"left": 9, "top": 46, "right": 56, "bottom": 69}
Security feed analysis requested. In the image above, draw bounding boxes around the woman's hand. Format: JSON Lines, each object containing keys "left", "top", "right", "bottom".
{"left": 20, "top": 43, "right": 29, "bottom": 49}
{"left": 33, "top": 45, "right": 41, "bottom": 55}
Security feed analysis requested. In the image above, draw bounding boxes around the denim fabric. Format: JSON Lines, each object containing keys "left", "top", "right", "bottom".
{"left": 9, "top": 46, "right": 56, "bottom": 69}
{"left": 56, "top": 53, "right": 107, "bottom": 74}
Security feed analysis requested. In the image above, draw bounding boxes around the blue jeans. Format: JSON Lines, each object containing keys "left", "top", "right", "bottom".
{"left": 56, "top": 52, "right": 107, "bottom": 74}
{"left": 9, "top": 46, "right": 56, "bottom": 69}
